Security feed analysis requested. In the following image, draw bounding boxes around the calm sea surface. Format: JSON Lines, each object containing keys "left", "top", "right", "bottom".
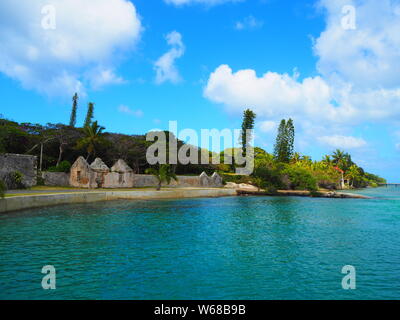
{"left": 1, "top": 187, "right": 399, "bottom": 300}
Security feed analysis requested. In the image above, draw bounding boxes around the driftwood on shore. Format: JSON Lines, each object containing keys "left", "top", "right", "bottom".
{"left": 236, "top": 189, "right": 371, "bottom": 199}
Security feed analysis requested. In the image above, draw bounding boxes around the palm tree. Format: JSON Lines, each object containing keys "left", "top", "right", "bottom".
{"left": 322, "top": 155, "right": 332, "bottom": 166}
{"left": 332, "top": 149, "right": 345, "bottom": 164}
{"left": 332, "top": 149, "right": 347, "bottom": 170}
{"left": 145, "top": 164, "right": 178, "bottom": 191}
{"left": 347, "top": 165, "right": 360, "bottom": 188}
{"left": 76, "top": 121, "right": 106, "bottom": 161}
{"left": 342, "top": 153, "right": 354, "bottom": 172}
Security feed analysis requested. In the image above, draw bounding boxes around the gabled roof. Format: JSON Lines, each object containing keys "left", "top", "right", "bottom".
{"left": 111, "top": 159, "right": 133, "bottom": 173}
{"left": 71, "top": 156, "right": 90, "bottom": 169}
{"left": 90, "top": 158, "right": 110, "bottom": 172}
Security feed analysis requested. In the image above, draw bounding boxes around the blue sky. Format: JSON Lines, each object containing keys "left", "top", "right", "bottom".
{"left": 1, "top": 0, "right": 399, "bottom": 181}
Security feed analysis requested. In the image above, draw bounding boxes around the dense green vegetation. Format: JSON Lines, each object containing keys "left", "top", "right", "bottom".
{"left": 0, "top": 116, "right": 219, "bottom": 175}
{"left": 0, "top": 94, "right": 216, "bottom": 176}
{"left": 47, "top": 160, "right": 72, "bottom": 173}
{"left": 218, "top": 145, "right": 386, "bottom": 191}
{"left": 217, "top": 114, "right": 386, "bottom": 191}
{"left": 0, "top": 94, "right": 386, "bottom": 192}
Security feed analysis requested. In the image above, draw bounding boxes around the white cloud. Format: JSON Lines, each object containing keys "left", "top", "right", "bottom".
{"left": 318, "top": 135, "right": 367, "bottom": 149}
{"left": 204, "top": 0, "right": 400, "bottom": 144}
{"left": 87, "top": 68, "right": 126, "bottom": 90}
{"left": 258, "top": 121, "right": 276, "bottom": 133}
{"left": 235, "top": 16, "right": 264, "bottom": 30}
{"left": 204, "top": 64, "right": 354, "bottom": 124}
{"left": 0, "top": 0, "right": 142, "bottom": 96}
{"left": 154, "top": 31, "right": 185, "bottom": 84}
{"left": 118, "top": 105, "right": 144, "bottom": 117}
{"left": 314, "top": 0, "right": 400, "bottom": 89}
{"left": 165, "top": 0, "right": 243, "bottom": 6}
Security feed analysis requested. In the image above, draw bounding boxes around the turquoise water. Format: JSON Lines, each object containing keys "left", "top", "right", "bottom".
{"left": 1, "top": 187, "right": 400, "bottom": 300}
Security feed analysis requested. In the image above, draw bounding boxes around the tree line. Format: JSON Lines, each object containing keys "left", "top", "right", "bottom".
{"left": 0, "top": 94, "right": 217, "bottom": 176}
{"left": 0, "top": 96, "right": 386, "bottom": 191}
{"left": 225, "top": 109, "right": 386, "bottom": 191}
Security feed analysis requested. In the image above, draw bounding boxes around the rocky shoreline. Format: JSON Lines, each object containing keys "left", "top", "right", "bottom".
{"left": 224, "top": 182, "right": 371, "bottom": 199}
{"left": 236, "top": 189, "right": 371, "bottom": 199}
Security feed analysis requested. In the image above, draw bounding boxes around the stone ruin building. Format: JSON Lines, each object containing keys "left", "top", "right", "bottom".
{"left": 69, "top": 157, "right": 223, "bottom": 189}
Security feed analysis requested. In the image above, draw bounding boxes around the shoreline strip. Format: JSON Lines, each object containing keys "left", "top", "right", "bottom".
{"left": 0, "top": 188, "right": 237, "bottom": 214}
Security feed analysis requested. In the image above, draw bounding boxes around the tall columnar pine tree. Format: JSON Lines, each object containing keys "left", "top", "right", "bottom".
{"left": 69, "top": 93, "right": 78, "bottom": 127}
{"left": 273, "top": 118, "right": 295, "bottom": 163}
{"left": 286, "top": 118, "right": 295, "bottom": 160}
{"left": 84, "top": 102, "right": 94, "bottom": 128}
{"left": 240, "top": 109, "right": 256, "bottom": 157}
{"left": 274, "top": 119, "right": 287, "bottom": 162}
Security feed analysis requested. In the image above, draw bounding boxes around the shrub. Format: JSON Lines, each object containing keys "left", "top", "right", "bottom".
{"left": 48, "top": 160, "right": 71, "bottom": 173}
{"left": 0, "top": 179, "right": 6, "bottom": 199}
{"left": 1, "top": 171, "right": 25, "bottom": 190}
{"left": 252, "top": 177, "right": 266, "bottom": 191}
{"left": 220, "top": 173, "right": 252, "bottom": 185}
{"left": 282, "top": 166, "right": 318, "bottom": 192}
{"left": 314, "top": 171, "right": 338, "bottom": 190}
{"left": 36, "top": 175, "right": 45, "bottom": 186}
{"left": 215, "top": 163, "right": 232, "bottom": 173}
{"left": 252, "top": 165, "right": 283, "bottom": 190}
{"left": 14, "top": 171, "right": 23, "bottom": 185}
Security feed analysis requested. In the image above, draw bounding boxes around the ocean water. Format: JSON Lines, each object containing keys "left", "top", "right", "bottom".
{"left": 0, "top": 186, "right": 399, "bottom": 300}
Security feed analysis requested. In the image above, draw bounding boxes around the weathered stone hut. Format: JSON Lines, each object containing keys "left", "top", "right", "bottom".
{"left": 68, "top": 157, "right": 225, "bottom": 189}
{"left": 90, "top": 158, "right": 110, "bottom": 188}
{"left": 70, "top": 156, "right": 97, "bottom": 188}
{"left": 104, "top": 159, "right": 134, "bottom": 188}
{"left": 199, "top": 172, "right": 210, "bottom": 187}
{"left": 211, "top": 172, "right": 223, "bottom": 187}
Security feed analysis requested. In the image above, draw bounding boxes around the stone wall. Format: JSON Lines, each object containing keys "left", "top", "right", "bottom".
{"left": 131, "top": 174, "right": 217, "bottom": 188}
{"left": 0, "top": 154, "right": 37, "bottom": 188}
{"left": 111, "top": 173, "right": 223, "bottom": 188}
{"left": 104, "top": 172, "right": 135, "bottom": 188}
{"left": 42, "top": 172, "right": 70, "bottom": 187}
